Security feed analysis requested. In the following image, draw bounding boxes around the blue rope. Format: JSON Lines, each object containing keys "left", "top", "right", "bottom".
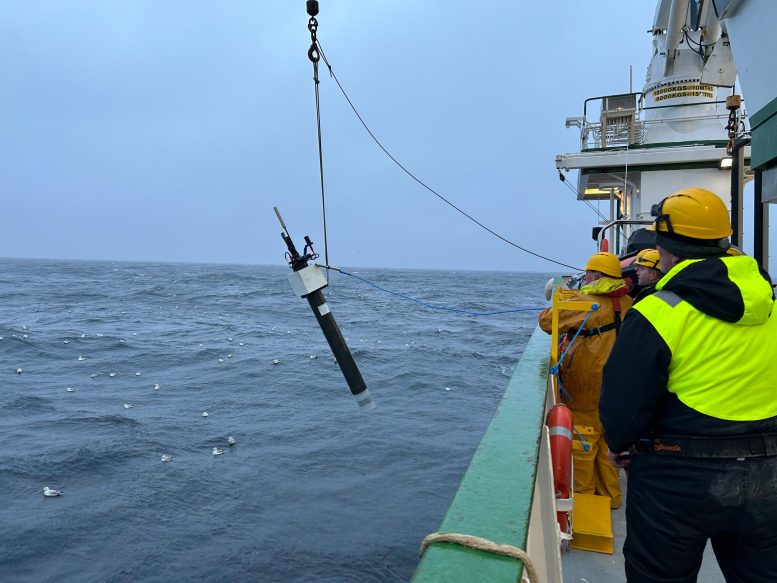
{"left": 555, "top": 375, "right": 574, "bottom": 402}
{"left": 556, "top": 308, "right": 596, "bottom": 369}
{"left": 326, "top": 267, "right": 545, "bottom": 316}
{"left": 548, "top": 307, "right": 597, "bottom": 403}
{"left": 573, "top": 426, "right": 591, "bottom": 452}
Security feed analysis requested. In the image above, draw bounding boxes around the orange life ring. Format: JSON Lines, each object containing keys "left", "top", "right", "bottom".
{"left": 547, "top": 403, "right": 573, "bottom": 543}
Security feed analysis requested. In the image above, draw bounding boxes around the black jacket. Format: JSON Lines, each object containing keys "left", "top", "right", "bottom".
{"left": 600, "top": 256, "right": 777, "bottom": 453}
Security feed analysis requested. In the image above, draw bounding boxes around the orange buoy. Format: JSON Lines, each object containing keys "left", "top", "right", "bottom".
{"left": 547, "top": 403, "right": 574, "bottom": 545}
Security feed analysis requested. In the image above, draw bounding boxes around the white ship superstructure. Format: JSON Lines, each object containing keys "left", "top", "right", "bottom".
{"left": 556, "top": 0, "right": 754, "bottom": 256}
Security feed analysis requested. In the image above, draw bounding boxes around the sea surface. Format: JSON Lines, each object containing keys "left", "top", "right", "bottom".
{"left": 0, "top": 258, "right": 550, "bottom": 582}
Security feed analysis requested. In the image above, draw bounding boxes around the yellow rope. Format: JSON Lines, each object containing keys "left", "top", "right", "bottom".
{"left": 419, "top": 532, "right": 540, "bottom": 583}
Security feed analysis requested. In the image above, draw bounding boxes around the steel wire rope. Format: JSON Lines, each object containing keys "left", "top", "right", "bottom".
{"left": 558, "top": 172, "right": 630, "bottom": 249}
{"left": 558, "top": 172, "right": 608, "bottom": 222}
{"left": 314, "top": 42, "right": 581, "bottom": 272}
{"left": 307, "top": 12, "right": 330, "bottom": 280}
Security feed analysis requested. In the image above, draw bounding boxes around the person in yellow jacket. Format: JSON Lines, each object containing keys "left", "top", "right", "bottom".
{"left": 539, "top": 251, "right": 632, "bottom": 508}
{"left": 601, "top": 188, "right": 777, "bottom": 582}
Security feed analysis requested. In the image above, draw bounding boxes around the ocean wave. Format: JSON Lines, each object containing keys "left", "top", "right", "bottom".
{"left": 29, "top": 414, "right": 143, "bottom": 432}
{"left": 0, "top": 258, "right": 547, "bottom": 582}
{"left": 3, "top": 442, "right": 147, "bottom": 484}
{"left": 5, "top": 394, "right": 56, "bottom": 415}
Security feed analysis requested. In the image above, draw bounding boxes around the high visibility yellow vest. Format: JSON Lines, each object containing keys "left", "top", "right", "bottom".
{"left": 633, "top": 258, "right": 777, "bottom": 421}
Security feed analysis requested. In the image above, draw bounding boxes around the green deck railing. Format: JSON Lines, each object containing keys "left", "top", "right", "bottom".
{"left": 412, "top": 325, "right": 551, "bottom": 581}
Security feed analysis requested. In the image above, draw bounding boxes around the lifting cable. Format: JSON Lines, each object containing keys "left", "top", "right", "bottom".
{"left": 558, "top": 172, "right": 607, "bottom": 222}
{"left": 303, "top": 3, "right": 581, "bottom": 273}
{"left": 306, "top": 2, "right": 330, "bottom": 275}
{"left": 558, "top": 172, "right": 628, "bottom": 245}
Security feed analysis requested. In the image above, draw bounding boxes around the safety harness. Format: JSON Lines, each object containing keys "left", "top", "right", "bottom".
{"left": 568, "top": 297, "right": 623, "bottom": 338}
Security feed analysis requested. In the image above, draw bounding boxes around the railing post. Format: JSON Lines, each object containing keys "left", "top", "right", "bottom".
{"left": 730, "top": 138, "right": 749, "bottom": 248}
{"left": 753, "top": 169, "right": 769, "bottom": 270}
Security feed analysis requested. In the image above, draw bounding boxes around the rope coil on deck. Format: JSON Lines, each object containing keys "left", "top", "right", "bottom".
{"left": 419, "top": 532, "right": 539, "bottom": 583}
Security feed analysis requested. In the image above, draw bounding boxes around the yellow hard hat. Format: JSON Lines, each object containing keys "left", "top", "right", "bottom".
{"left": 585, "top": 252, "right": 622, "bottom": 277}
{"left": 648, "top": 188, "right": 732, "bottom": 240}
{"left": 634, "top": 248, "right": 660, "bottom": 269}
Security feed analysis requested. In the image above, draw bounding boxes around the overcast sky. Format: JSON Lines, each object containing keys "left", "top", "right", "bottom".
{"left": 1, "top": 1, "right": 773, "bottom": 272}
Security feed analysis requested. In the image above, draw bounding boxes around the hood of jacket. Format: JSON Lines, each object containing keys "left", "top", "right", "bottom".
{"left": 657, "top": 256, "right": 775, "bottom": 325}
{"left": 579, "top": 277, "right": 630, "bottom": 297}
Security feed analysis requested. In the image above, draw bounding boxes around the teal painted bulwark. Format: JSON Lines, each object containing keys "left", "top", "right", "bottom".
{"left": 750, "top": 96, "right": 777, "bottom": 170}
{"left": 412, "top": 327, "right": 550, "bottom": 582}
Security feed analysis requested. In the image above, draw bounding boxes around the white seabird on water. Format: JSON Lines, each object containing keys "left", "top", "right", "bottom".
{"left": 43, "top": 487, "right": 63, "bottom": 497}
{"left": 227, "top": 436, "right": 236, "bottom": 446}
{"left": 135, "top": 372, "right": 141, "bottom": 376}
{"left": 161, "top": 454, "right": 173, "bottom": 462}
{"left": 309, "top": 354, "right": 317, "bottom": 359}
{"left": 16, "top": 368, "right": 23, "bottom": 374}
{"left": 109, "top": 372, "right": 117, "bottom": 377}
{"left": 90, "top": 373, "right": 98, "bottom": 379}
{"left": 154, "top": 383, "right": 160, "bottom": 390}
{"left": 202, "top": 412, "right": 209, "bottom": 418}
{"left": 66, "top": 387, "right": 76, "bottom": 393}
{"left": 212, "top": 447, "right": 224, "bottom": 456}
{"left": 63, "top": 340, "right": 69, "bottom": 344}
{"left": 123, "top": 403, "right": 133, "bottom": 409}
{"left": 78, "top": 356, "right": 86, "bottom": 361}
{"left": 238, "top": 342, "right": 244, "bottom": 346}
{"left": 218, "top": 358, "right": 224, "bottom": 363}
{"left": 272, "top": 359, "right": 280, "bottom": 365}
{"left": 227, "top": 354, "right": 233, "bottom": 359}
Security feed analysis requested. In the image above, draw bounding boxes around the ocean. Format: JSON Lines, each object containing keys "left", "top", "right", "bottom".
{"left": 0, "top": 258, "right": 550, "bottom": 582}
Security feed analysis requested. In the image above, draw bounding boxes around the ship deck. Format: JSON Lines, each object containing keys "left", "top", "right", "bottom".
{"left": 562, "top": 474, "right": 727, "bottom": 582}
{"left": 412, "top": 320, "right": 731, "bottom": 582}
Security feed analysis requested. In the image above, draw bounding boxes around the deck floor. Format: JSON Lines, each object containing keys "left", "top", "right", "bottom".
{"left": 561, "top": 473, "right": 726, "bottom": 582}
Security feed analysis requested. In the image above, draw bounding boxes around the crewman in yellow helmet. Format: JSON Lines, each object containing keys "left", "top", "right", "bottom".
{"left": 539, "top": 251, "right": 632, "bottom": 509}
{"left": 600, "top": 188, "right": 777, "bottom": 581}
{"left": 631, "top": 248, "right": 662, "bottom": 304}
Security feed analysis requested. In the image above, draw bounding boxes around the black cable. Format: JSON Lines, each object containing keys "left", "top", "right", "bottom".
{"left": 313, "top": 67, "right": 330, "bottom": 273}
{"left": 558, "top": 173, "right": 608, "bottom": 221}
{"left": 315, "top": 42, "right": 581, "bottom": 272}
{"left": 307, "top": 16, "right": 330, "bottom": 277}
{"left": 559, "top": 172, "right": 630, "bottom": 246}
{"left": 683, "top": 29, "right": 714, "bottom": 58}
{"left": 684, "top": 29, "right": 717, "bottom": 49}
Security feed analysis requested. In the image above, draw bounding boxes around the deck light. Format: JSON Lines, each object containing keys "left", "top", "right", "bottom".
{"left": 720, "top": 157, "right": 733, "bottom": 168}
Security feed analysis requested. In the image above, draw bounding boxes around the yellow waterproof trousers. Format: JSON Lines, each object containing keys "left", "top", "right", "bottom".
{"left": 571, "top": 409, "right": 621, "bottom": 509}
